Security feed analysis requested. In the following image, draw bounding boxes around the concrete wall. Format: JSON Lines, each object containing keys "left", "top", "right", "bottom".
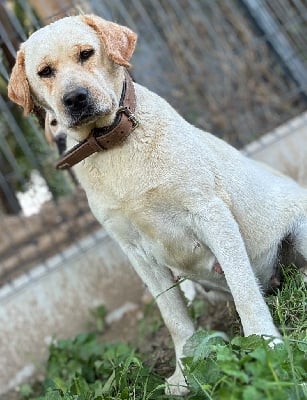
{"left": 244, "top": 111, "right": 307, "bottom": 186}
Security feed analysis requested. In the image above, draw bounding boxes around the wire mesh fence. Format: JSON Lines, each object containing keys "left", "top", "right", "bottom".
{"left": 0, "top": 0, "right": 306, "bottom": 293}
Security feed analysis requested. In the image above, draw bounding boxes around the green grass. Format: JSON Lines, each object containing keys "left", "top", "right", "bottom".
{"left": 35, "top": 335, "right": 166, "bottom": 400}
{"left": 21, "top": 270, "right": 306, "bottom": 399}
{"left": 267, "top": 267, "right": 306, "bottom": 339}
{"left": 182, "top": 268, "right": 306, "bottom": 400}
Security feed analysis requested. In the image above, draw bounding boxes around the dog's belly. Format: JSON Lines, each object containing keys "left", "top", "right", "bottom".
{"left": 137, "top": 226, "right": 228, "bottom": 286}
{"left": 89, "top": 201, "right": 230, "bottom": 290}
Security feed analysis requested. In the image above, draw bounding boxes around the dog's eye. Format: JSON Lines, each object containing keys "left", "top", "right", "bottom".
{"left": 79, "top": 49, "right": 94, "bottom": 62}
{"left": 50, "top": 119, "right": 57, "bottom": 127}
{"left": 38, "top": 66, "right": 53, "bottom": 78}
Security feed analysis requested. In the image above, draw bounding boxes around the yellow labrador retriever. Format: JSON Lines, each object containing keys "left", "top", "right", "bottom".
{"left": 8, "top": 15, "right": 307, "bottom": 395}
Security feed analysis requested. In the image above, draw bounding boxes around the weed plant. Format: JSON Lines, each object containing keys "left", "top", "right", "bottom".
{"left": 21, "top": 270, "right": 306, "bottom": 399}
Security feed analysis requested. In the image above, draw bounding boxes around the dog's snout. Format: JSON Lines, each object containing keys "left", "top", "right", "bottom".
{"left": 63, "top": 87, "right": 89, "bottom": 111}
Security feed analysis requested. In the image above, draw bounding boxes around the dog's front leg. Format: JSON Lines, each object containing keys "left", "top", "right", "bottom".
{"left": 192, "top": 197, "right": 280, "bottom": 339}
{"left": 125, "top": 250, "right": 195, "bottom": 396}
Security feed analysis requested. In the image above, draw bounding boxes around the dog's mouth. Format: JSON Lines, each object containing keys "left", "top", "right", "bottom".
{"left": 67, "top": 107, "right": 113, "bottom": 129}
{"left": 68, "top": 111, "right": 100, "bottom": 128}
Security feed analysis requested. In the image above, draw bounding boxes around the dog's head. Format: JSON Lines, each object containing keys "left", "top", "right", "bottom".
{"left": 8, "top": 15, "right": 137, "bottom": 139}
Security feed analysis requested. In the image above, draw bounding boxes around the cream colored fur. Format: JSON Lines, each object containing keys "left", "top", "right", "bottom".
{"left": 8, "top": 15, "right": 307, "bottom": 396}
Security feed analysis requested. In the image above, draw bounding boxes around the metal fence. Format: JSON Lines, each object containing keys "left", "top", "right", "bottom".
{"left": 0, "top": 0, "right": 306, "bottom": 293}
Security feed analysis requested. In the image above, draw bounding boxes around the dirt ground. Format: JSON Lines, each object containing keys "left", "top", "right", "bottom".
{"left": 101, "top": 293, "right": 240, "bottom": 377}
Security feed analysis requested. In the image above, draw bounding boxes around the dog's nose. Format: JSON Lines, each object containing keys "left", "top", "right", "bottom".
{"left": 63, "top": 88, "right": 89, "bottom": 111}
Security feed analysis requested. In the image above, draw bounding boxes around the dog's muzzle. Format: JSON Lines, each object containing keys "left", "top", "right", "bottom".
{"left": 62, "top": 87, "right": 97, "bottom": 125}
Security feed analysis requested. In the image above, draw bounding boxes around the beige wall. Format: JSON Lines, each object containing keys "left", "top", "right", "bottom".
{"left": 245, "top": 111, "right": 307, "bottom": 186}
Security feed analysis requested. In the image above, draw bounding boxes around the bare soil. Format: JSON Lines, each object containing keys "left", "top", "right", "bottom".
{"left": 104, "top": 295, "right": 240, "bottom": 376}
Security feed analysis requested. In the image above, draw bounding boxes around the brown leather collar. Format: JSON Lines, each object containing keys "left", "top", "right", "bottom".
{"left": 56, "top": 70, "right": 138, "bottom": 170}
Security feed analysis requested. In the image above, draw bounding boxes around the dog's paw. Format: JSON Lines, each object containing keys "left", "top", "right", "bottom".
{"left": 165, "top": 372, "right": 189, "bottom": 396}
{"left": 262, "top": 334, "right": 283, "bottom": 348}
{"left": 268, "top": 336, "right": 283, "bottom": 348}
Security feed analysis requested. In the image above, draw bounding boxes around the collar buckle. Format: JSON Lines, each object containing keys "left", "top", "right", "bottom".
{"left": 116, "top": 106, "right": 139, "bottom": 130}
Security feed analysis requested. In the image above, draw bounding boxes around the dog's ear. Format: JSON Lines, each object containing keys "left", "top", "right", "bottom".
{"left": 8, "top": 48, "right": 33, "bottom": 115}
{"left": 81, "top": 15, "right": 137, "bottom": 68}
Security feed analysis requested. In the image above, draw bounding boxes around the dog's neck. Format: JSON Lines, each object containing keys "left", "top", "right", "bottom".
{"left": 56, "top": 70, "right": 138, "bottom": 170}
